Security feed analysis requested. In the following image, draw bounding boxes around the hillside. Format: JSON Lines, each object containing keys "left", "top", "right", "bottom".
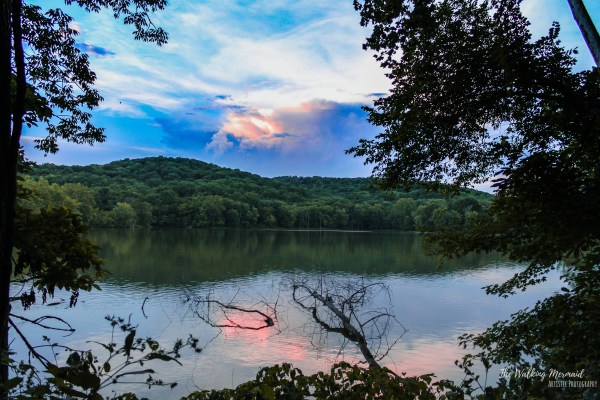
{"left": 24, "top": 156, "right": 491, "bottom": 230}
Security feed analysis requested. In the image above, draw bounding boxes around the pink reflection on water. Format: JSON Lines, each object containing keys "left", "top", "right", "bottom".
{"left": 215, "top": 307, "right": 468, "bottom": 382}
{"left": 384, "top": 340, "right": 464, "bottom": 379}
{"left": 217, "top": 311, "right": 309, "bottom": 364}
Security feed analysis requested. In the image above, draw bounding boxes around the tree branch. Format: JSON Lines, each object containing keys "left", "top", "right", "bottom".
{"left": 293, "top": 283, "right": 381, "bottom": 369}
{"left": 9, "top": 313, "right": 75, "bottom": 334}
{"left": 194, "top": 300, "right": 274, "bottom": 330}
{"left": 567, "top": 0, "right": 600, "bottom": 66}
{"left": 8, "top": 317, "right": 51, "bottom": 367}
{"left": 11, "top": 0, "right": 26, "bottom": 151}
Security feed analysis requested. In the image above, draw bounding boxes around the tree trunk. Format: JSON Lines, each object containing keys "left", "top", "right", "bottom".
{"left": 0, "top": 0, "right": 13, "bottom": 396}
{"left": 567, "top": 0, "right": 600, "bottom": 66}
{"left": 0, "top": 152, "right": 17, "bottom": 400}
{"left": 0, "top": 0, "right": 24, "bottom": 396}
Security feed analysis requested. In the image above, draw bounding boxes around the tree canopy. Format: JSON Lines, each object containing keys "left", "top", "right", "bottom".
{"left": 3, "top": 0, "right": 600, "bottom": 397}
{"left": 26, "top": 156, "right": 491, "bottom": 231}
{"left": 349, "top": 0, "right": 600, "bottom": 396}
{"left": 0, "top": 0, "right": 168, "bottom": 396}
{"left": 350, "top": 0, "right": 599, "bottom": 191}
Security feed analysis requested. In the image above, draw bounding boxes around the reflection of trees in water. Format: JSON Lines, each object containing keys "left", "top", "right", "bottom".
{"left": 89, "top": 229, "right": 505, "bottom": 284}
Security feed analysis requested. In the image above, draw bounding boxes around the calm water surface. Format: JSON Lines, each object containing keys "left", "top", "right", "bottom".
{"left": 13, "top": 229, "right": 561, "bottom": 398}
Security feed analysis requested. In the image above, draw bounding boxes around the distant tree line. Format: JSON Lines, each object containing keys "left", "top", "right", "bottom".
{"left": 24, "top": 157, "right": 491, "bottom": 231}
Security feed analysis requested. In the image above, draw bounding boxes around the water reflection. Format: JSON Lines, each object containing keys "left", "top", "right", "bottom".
{"left": 89, "top": 229, "right": 503, "bottom": 283}
{"left": 12, "top": 230, "right": 561, "bottom": 399}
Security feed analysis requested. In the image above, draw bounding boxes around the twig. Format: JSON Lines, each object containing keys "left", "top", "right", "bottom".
{"left": 10, "top": 313, "right": 75, "bottom": 335}
{"left": 194, "top": 300, "right": 274, "bottom": 330}
{"left": 8, "top": 318, "right": 51, "bottom": 367}
{"left": 141, "top": 297, "right": 149, "bottom": 319}
{"left": 293, "top": 284, "right": 381, "bottom": 369}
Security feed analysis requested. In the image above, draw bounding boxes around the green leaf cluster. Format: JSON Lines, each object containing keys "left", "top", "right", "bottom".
{"left": 350, "top": 0, "right": 600, "bottom": 398}
{"left": 183, "top": 362, "right": 456, "bottom": 400}
{"left": 13, "top": 165, "right": 107, "bottom": 310}
{"left": 4, "top": 315, "right": 200, "bottom": 399}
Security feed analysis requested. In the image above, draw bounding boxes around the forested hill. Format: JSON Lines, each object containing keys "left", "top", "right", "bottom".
{"left": 24, "top": 156, "right": 491, "bottom": 230}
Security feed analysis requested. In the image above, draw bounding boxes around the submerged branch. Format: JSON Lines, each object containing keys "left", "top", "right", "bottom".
{"left": 194, "top": 300, "right": 274, "bottom": 330}
{"left": 293, "top": 283, "right": 381, "bottom": 369}
{"left": 184, "top": 288, "right": 277, "bottom": 332}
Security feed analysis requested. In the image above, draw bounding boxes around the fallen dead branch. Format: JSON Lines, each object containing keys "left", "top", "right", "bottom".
{"left": 291, "top": 276, "right": 406, "bottom": 370}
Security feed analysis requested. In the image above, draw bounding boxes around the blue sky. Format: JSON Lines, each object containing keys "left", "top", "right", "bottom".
{"left": 22, "top": 0, "right": 600, "bottom": 179}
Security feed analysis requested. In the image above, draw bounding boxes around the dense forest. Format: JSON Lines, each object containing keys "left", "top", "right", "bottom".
{"left": 24, "top": 156, "right": 491, "bottom": 231}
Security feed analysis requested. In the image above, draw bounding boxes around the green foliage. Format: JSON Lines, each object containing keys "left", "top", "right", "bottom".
{"left": 14, "top": 205, "right": 106, "bottom": 308}
{"left": 28, "top": 157, "right": 491, "bottom": 231}
{"left": 6, "top": 316, "right": 200, "bottom": 399}
{"left": 350, "top": 0, "right": 600, "bottom": 398}
{"left": 6, "top": 165, "right": 201, "bottom": 400}
{"left": 3, "top": 0, "right": 170, "bottom": 395}
{"left": 15, "top": 0, "right": 168, "bottom": 153}
{"left": 14, "top": 171, "right": 107, "bottom": 309}
{"left": 183, "top": 362, "right": 457, "bottom": 400}
{"left": 350, "top": 0, "right": 597, "bottom": 193}
{"left": 109, "top": 203, "right": 136, "bottom": 228}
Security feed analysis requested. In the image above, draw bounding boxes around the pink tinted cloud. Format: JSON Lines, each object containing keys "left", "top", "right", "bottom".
{"left": 224, "top": 110, "right": 286, "bottom": 149}
{"left": 208, "top": 100, "right": 338, "bottom": 153}
{"left": 222, "top": 112, "right": 283, "bottom": 140}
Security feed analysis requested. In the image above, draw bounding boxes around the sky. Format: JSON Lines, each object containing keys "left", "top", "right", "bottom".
{"left": 22, "top": 0, "right": 600, "bottom": 179}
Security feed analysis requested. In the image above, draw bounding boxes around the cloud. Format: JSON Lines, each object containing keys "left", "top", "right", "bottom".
{"left": 23, "top": 0, "right": 600, "bottom": 179}
{"left": 70, "top": 21, "right": 83, "bottom": 34}
{"left": 201, "top": 100, "right": 379, "bottom": 177}
{"left": 67, "top": 0, "right": 597, "bottom": 119}
{"left": 54, "top": 1, "right": 389, "bottom": 176}
{"left": 167, "top": 105, "right": 291, "bottom": 156}
{"left": 205, "top": 131, "right": 234, "bottom": 155}
{"left": 75, "top": 42, "right": 115, "bottom": 57}
{"left": 203, "top": 99, "right": 376, "bottom": 155}
{"left": 156, "top": 114, "right": 222, "bottom": 152}
{"left": 97, "top": 98, "right": 146, "bottom": 117}
{"left": 65, "top": 0, "right": 389, "bottom": 115}
{"left": 205, "top": 106, "right": 290, "bottom": 153}
{"left": 128, "top": 146, "right": 166, "bottom": 154}
{"left": 218, "top": 109, "right": 286, "bottom": 149}
{"left": 192, "top": 13, "right": 389, "bottom": 109}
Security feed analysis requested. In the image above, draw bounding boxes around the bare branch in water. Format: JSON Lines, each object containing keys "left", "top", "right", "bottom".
{"left": 183, "top": 287, "right": 279, "bottom": 332}
{"left": 291, "top": 276, "right": 406, "bottom": 370}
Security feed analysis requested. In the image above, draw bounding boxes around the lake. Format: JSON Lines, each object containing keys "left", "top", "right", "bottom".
{"left": 12, "top": 229, "right": 561, "bottom": 398}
